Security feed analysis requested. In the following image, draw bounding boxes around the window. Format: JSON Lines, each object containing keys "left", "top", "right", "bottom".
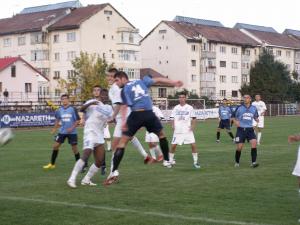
{"left": 202, "top": 43, "right": 207, "bottom": 51}
{"left": 118, "top": 50, "right": 137, "bottom": 61}
{"left": 67, "top": 70, "right": 76, "bottom": 79}
{"left": 3, "top": 38, "right": 11, "bottom": 47}
{"left": 166, "top": 46, "right": 168, "bottom": 50}
{"left": 67, "top": 32, "right": 76, "bottom": 42}
{"left": 112, "top": 54, "right": 114, "bottom": 59}
{"left": 231, "top": 47, "right": 238, "bottom": 54}
{"left": 220, "top": 61, "right": 226, "bottom": 67}
{"left": 25, "top": 83, "right": 32, "bottom": 93}
{"left": 191, "top": 45, "right": 197, "bottom": 51}
{"left": 158, "top": 46, "right": 162, "bottom": 50}
{"left": 0, "top": 82, "right": 2, "bottom": 93}
{"left": 191, "top": 60, "right": 196, "bottom": 67}
{"left": 219, "top": 75, "right": 226, "bottom": 83}
{"left": 31, "top": 50, "right": 49, "bottom": 61}
{"left": 104, "top": 10, "right": 112, "bottom": 15}
{"left": 18, "top": 36, "right": 26, "bottom": 46}
{"left": 166, "top": 60, "right": 169, "bottom": 64}
{"left": 54, "top": 53, "right": 60, "bottom": 61}
{"left": 121, "top": 32, "right": 124, "bottom": 42}
{"left": 11, "top": 65, "right": 16, "bottom": 78}
{"left": 31, "top": 32, "right": 47, "bottom": 44}
{"left": 220, "top": 46, "right": 226, "bottom": 53}
{"left": 103, "top": 34, "right": 106, "bottom": 39}
{"left": 276, "top": 50, "right": 282, "bottom": 56}
{"left": 67, "top": 51, "right": 76, "bottom": 61}
{"left": 159, "top": 29, "right": 167, "bottom": 34}
{"left": 220, "top": 90, "right": 226, "bottom": 97}
{"left": 191, "top": 74, "right": 197, "bottom": 82}
{"left": 159, "top": 61, "right": 161, "bottom": 64}
{"left": 232, "top": 76, "right": 238, "bottom": 83}
{"left": 232, "top": 90, "right": 238, "bottom": 97}
{"left": 103, "top": 53, "right": 106, "bottom": 59}
{"left": 55, "top": 89, "right": 61, "bottom": 97}
{"left": 53, "top": 34, "right": 59, "bottom": 43}
{"left": 158, "top": 88, "right": 167, "bottom": 98}
{"left": 244, "top": 49, "right": 251, "bottom": 56}
{"left": 232, "top": 62, "right": 238, "bottom": 69}
{"left": 38, "top": 68, "right": 50, "bottom": 78}
{"left": 295, "top": 63, "right": 300, "bottom": 71}
{"left": 129, "top": 33, "right": 134, "bottom": 43}
{"left": 242, "top": 74, "right": 248, "bottom": 83}
{"left": 296, "top": 52, "right": 300, "bottom": 59}
{"left": 53, "top": 71, "right": 60, "bottom": 79}
{"left": 286, "top": 51, "right": 291, "bottom": 58}
{"left": 242, "top": 62, "right": 249, "bottom": 69}
{"left": 111, "top": 35, "right": 114, "bottom": 40}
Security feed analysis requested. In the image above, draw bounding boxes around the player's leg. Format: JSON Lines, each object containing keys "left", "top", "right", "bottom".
{"left": 104, "top": 125, "right": 111, "bottom": 151}
{"left": 226, "top": 129, "right": 235, "bottom": 141}
{"left": 216, "top": 121, "right": 222, "bottom": 142}
{"left": 297, "top": 177, "right": 300, "bottom": 193}
{"left": 249, "top": 134, "right": 259, "bottom": 168}
{"left": 256, "top": 127, "right": 263, "bottom": 145}
{"left": 234, "top": 128, "right": 245, "bottom": 167}
{"left": 43, "top": 134, "right": 64, "bottom": 169}
{"left": 130, "top": 136, "right": 151, "bottom": 164}
{"left": 68, "top": 134, "right": 80, "bottom": 162}
{"left": 154, "top": 144, "right": 163, "bottom": 161}
{"left": 191, "top": 143, "right": 200, "bottom": 168}
{"left": 148, "top": 142, "right": 157, "bottom": 160}
{"left": 169, "top": 143, "right": 177, "bottom": 165}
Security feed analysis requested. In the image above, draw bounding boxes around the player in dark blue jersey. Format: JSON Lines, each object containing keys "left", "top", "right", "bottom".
{"left": 232, "top": 94, "right": 259, "bottom": 168}
{"left": 104, "top": 71, "right": 183, "bottom": 185}
{"left": 43, "top": 94, "right": 81, "bottom": 170}
{"left": 216, "top": 99, "right": 235, "bottom": 143}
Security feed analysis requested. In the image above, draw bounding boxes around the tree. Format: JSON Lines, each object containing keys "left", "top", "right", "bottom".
{"left": 58, "top": 52, "right": 111, "bottom": 101}
{"left": 240, "top": 50, "right": 293, "bottom": 102}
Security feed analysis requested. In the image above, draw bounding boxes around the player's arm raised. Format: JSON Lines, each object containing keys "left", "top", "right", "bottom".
{"left": 80, "top": 100, "right": 98, "bottom": 112}
{"left": 152, "top": 77, "right": 183, "bottom": 87}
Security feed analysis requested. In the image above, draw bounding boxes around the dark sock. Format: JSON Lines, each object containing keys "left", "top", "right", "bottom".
{"left": 101, "top": 151, "right": 106, "bottom": 168}
{"left": 228, "top": 132, "right": 234, "bottom": 139}
{"left": 112, "top": 148, "right": 124, "bottom": 172}
{"left": 235, "top": 150, "right": 241, "bottom": 163}
{"left": 51, "top": 150, "right": 58, "bottom": 165}
{"left": 74, "top": 152, "right": 80, "bottom": 161}
{"left": 251, "top": 148, "right": 257, "bottom": 163}
{"left": 159, "top": 137, "right": 169, "bottom": 161}
{"left": 216, "top": 132, "right": 220, "bottom": 140}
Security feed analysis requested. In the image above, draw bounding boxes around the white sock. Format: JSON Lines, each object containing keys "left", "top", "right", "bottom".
{"left": 257, "top": 132, "right": 262, "bottom": 143}
{"left": 83, "top": 163, "right": 100, "bottom": 182}
{"left": 106, "top": 140, "right": 111, "bottom": 150}
{"left": 169, "top": 153, "right": 175, "bottom": 162}
{"left": 131, "top": 136, "right": 147, "bottom": 158}
{"left": 149, "top": 147, "right": 157, "bottom": 159}
{"left": 192, "top": 153, "right": 198, "bottom": 164}
{"left": 154, "top": 146, "right": 162, "bottom": 157}
{"left": 69, "top": 159, "right": 85, "bottom": 182}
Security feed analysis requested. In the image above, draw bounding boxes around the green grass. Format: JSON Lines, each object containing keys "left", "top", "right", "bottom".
{"left": 0, "top": 117, "right": 300, "bottom": 225}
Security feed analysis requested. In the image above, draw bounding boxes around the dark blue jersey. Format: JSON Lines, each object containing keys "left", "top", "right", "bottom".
{"left": 55, "top": 106, "right": 80, "bottom": 134}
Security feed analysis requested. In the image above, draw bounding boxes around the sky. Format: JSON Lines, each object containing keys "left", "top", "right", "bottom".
{"left": 1, "top": 0, "right": 300, "bottom": 36}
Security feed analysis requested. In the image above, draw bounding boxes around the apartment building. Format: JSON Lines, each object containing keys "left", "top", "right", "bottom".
{"left": 141, "top": 16, "right": 259, "bottom": 100}
{"left": 0, "top": 1, "right": 142, "bottom": 97}
{"left": 235, "top": 23, "right": 300, "bottom": 80}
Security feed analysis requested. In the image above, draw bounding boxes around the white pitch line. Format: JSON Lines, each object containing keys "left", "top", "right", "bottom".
{"left": 0, "top": 195, "right": 271, "bottom": 225}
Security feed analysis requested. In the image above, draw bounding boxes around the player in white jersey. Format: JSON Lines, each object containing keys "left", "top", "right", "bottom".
{"left": 145, "top": 105, "right": 164, "bottom": 162}
{"left": 67, "top": 86, "right": 113, "bottom": 188}
{"left": 288, "top": 134, "right": 300, "bottom": 193}
{"left": 252, "top": 95, "right": 267, "bottom": 145}
{"left": 169, "top": 92, "right": 200, "bottom": 169}
{"left": 104, "top": 124, "right": 111, "bottom": 151}
{"left": 106, "top": 69, "right": 151, "bottom": 167}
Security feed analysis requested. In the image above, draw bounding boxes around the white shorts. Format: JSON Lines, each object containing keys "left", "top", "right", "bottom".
{"left": 171, "top": 131, "right": 195, "bottom": 145}
{"left": 145, "top": 131, "right": 159, "bottom": 143}
{"left": 83, "top": 130, "right": 104, "bottom": 150}
{"left": 253, "top": 116, "right": 264, "bottom": 128}
{"left": 104, "top": 125, "right": 111, "bottom": 139}
{"left": 113, "top": 118, "right": 122, "bottom": 138}
{"left": 292, "top": 146, "right": 300, "bottom": 177}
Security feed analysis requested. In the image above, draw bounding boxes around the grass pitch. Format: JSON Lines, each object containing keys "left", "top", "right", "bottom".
{"left": 0, "top": 117, "right": 299, "bottom": 225}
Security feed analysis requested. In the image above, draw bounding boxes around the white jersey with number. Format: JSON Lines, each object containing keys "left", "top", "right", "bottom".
{"left": 170, "top": 104, "right": 195, "bottom": 134}
{"left": 252, "top": 100, "right": 267, "bottom": 128}
{"left": 83, "top": 99, "right": 113, "bottom": 149}
{"left": 145, "top": 106, "right": 164, "bottom": 143}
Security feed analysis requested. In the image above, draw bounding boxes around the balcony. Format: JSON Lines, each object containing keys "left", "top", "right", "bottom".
{"left": 200, "top": 81, "right": 216, "bottom": 88}
{"left": 201, "top": 51, "right": 216, "bottom": 59}
{"left": 241, "top": 54, "right": 251, "bottom": 61}
{"left": 241, "top": 68, "right": 250, "bottom": 75}
{"left": 295, "top": 58, "right": 300, "bottom": 64}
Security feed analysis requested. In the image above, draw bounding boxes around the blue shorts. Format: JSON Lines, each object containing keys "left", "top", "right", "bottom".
{"left": 218, "top": 119, "right": 231, "bottom": 130}
{"left": 55, "top": 133, "right": 78, "bottom": 145}
{"left": 123, "top": 110, "right": 163, "bottom": 137}
{"left": 235, "top": 127, "right": 256, "bottom": 143}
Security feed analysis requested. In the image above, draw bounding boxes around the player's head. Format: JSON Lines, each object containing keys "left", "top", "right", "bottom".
{"left": 114, "top": 71, "right": 129, "bottom": 88}
{"left": 243, "top": 94, "right": 251, "bottom": 104}
{"left": 255, "top": 94, "right": 261, "bottom": 101}
{"left": 106, "top": 68, "right": 118, "bottom": 85}
{"left": 61, "top": 94, "right": 69, "bottom": 106}
{"left": 100, "top": 88, "right": 109, "bottom": 103}
{"left": 93, "top": 85, "right": 101, "bottom": 98}
{"left": 178, "top": 91, "right": 187, "bottom": 105}
{"left": 222, "top": 98, "right": 228, "bottom": 105}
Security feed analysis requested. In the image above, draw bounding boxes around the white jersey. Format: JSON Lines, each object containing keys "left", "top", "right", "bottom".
{"left": 252, "top": 101, "right": 267, "bottom": 117}
{"left": 152, "top": 105, "right": 164, "bottom": 119}
{"left": 108, "top": 83, "right": 131, "bottom": 119}
{"left": 145, "top": 106, "right": 164, "bottom": 143}
{"left": 170, "top": 104, "right": 195, "bottom": 134}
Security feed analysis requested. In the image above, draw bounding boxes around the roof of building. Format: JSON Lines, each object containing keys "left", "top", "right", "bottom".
{"left": 20, "top": 1, "right": 81, "bottom": 14}
{"left": 173, "top": 16, "right": 224, "bottom": 27}
{"left": 140, "top": 68, "right": 173, "bottom": 87}
{"left": 283, "top": 29, "right": 300, "bottom": 39}
{"left": 0, "top": 8, "right": 69, "bottom": 35}
{"left": 161, "top": 21, "right": 259, "bottom": 46}
{"left": 0, "top": 57, "right": 48, "bottom": 81}
{"left": 234, "top": 23, "right": 277, "bottom": 33}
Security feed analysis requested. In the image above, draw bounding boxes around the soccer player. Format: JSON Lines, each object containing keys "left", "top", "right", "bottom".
{"left": 169, "top": 92, "right": 200, "bottom": 169}
{"left": 67, "top": 86, "right": 113, "bottom": 188}
{"left": 252, "top": 94, "right": 267, "bottom": 145}
{"left": 232, "top": 94, "right": 259, "bottom": 168}
{"left": 288, "top": 134, "right": 300, "bottom": 193}
{"left": 216, "top": 98, "right": 235, "bottom": 143}
{"left": 104, "top": 125, "right": 112, "bottom": 151}
{"left": 104, "top": 71, "right": 183, "bottom": 185}
{"left": 106, "top": 68, "right": 151, "bottom": 164}
{"left": 43, "top": 94, "right": 80, "bottom": 170}
{"left": 145, "top": 105, "right": 164, "bottom": 162}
